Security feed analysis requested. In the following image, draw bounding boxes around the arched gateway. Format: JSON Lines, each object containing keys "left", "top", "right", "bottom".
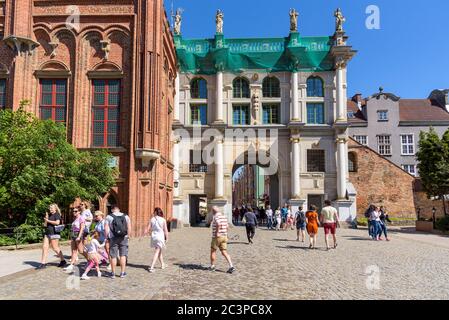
{"left": 171, "top": 9, "right": 358, "bottom": 226}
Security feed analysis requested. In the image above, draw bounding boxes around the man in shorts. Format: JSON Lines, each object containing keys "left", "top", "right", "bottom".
{"left": 320, "top": 200, "right": 340, "bottom": 250}
{"left": 210, "top": 206, "right": 235, "bottom": 274}
{"left": 105, "top": 205, "right": 131, "bottom": 278}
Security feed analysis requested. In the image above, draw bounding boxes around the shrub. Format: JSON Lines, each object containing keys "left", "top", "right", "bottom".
{"left": 14, "top": 224, "right": 43, "bottom": 244}
{"left": 435, "top": 216, "right": 449, "bottom": 232}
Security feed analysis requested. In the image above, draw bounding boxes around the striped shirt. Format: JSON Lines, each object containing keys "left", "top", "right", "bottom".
{"left": 212, "top": 213, "right": 228, "bottom": 238}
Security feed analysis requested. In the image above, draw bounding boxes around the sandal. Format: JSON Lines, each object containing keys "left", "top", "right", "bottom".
{"left": 148, "top": 267, "right": 155, "bottom": 273}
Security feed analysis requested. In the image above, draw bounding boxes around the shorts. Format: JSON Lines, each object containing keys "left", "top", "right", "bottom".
{"left": 46, "top": 234, "right": 61, "bottom": 240}
{"left": 324, "top": 223, "right": 337, "bottom": 235}
{"left": 71, "top": 231, "right": 85, "bottom": 241}
{"left": 296, "top": 223, "right": 306, "bottom": 231}
{"left": 109, "top": 236, "right": 129, "bottom": 258}
{"left": 211, "top": 236, "right": 228, "bottom": 251}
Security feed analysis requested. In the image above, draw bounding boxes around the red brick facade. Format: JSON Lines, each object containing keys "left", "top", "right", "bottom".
{"left": 348, "top": 138, "right": 417, "bottom": 219}
{"left": 0, "top": 0, "right": 176, "bottom": 236}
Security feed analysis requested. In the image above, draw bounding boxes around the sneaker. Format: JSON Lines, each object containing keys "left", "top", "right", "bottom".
{"left": 97, "top": 271, "right": 102, "bottom": 278}
{"left": 110, "top": 273, "right": 116, "bottom": 279}
{"left": 81, "top": 274, "right": 90, "bottom": 280}
{"left": 36, "top": 264, "right": 47, "bottom": 270}
{"left": 57, "top": 260, "right": 67, "bottom": 268}
{"left": 64, "top": 264, "right": 74, "bottom": 273}
{"left": 148, "top": 268, "right": 155, "bottom": 273}
{"left": 120, "top": 272, "right": 127, "bottom": 278}
{"left": 209, "top": 265, "right": 216, "bottom": 271}
{"left": 161, "top": 264, "right": 167, "bottom": 270}
{"left": 227, "top": 267, "right": 236, "bottom": 274}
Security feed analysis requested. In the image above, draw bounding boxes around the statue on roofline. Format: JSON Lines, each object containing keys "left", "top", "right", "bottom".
{"left": 289, "top": 8, "right": 299, "bottom": 32}
{"left": 216, "top": 9, "right": 224, "bottom": 34}
{"left": 334, "top": 8, "right": 346, "bottom": 32}
{"left": 174, "top": 8, "right": 182, "bottom": 35}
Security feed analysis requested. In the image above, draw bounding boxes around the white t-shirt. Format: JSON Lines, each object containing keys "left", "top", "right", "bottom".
{"left": 82, "top": 209, "right": 93, "bottom": 229}
{"left": 266, "top": 209, "right": 273, "bottom": 218}
{"left": 85, "top": 238, "right": 103, "bottom": 254}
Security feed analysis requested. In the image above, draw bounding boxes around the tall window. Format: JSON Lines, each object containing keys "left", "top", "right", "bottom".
{"left": 191, "top": 104, "right": 207, "bottom": 125}
{"left": 39, "top": 79, "right": 67, "bottom": 124}
{"left": 401, "top": 134, "right": 415, "bottom": 155}
{"left": 0, "top": 79, "right": 5, "bottom": 109}
{"left": 262, "top": 103, "right": 280, "bottom": 124}
{"left": 262, "top": 76, "right": 280, "bottom": 98}
{"left": 233, "top": 77, "right": 250, "bottom": 98}
{"left": 189, "top": 150, "right": 208, "bottom": 172}
{"left": 306, "top": 76, "right": 324, "bottom": 97}
{"left": 307, "top": 150, "right": 325, "bottom": 172}
{"left": 307, "top": 103, "right": 325, "bottom": 124}
{"left": 402, "top": 164, "right": 416, "bottom": 176}
{"left": 190, "top": 78, "right": 207, "bottom": 99}
{"left": 377, "top": 135, "right": 391, "bottom": 155}
{"left": 377, "top": 110, "right": 388, "bottom": 121}
{"left": 92, "top": 79, "right": 120, "bottom": 148}
{"left": 233, "top": 105, "right": 250, "bottom": 125}
{"left": 348, "top": 152, "right": 357, "bottom": 172}
{"left": 354, "top": 135, "right": 368, "bottom": 146}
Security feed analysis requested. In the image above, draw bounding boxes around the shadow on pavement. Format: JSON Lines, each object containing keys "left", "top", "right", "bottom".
{"left": 273, "top": 239, "right": 297, "bottom": 242}
{"left": 341, "top": 236, "right": 372, "bottom": 241}
{"left": 174, "top": 263, "right": 210, "bottom": 271}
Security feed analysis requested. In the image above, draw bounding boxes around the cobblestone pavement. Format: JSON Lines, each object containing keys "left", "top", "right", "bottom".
{"left": 1, "top": 226, "right": 449, "bottom": 300}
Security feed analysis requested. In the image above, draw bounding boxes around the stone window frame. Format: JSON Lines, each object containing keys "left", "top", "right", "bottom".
{"left": 190, "top": 78, "right": 208, "bottom": 99}
{"left": 232, "top": 77, "right": 250, "bottom": 99}
{"left": 262, "top": 103, "right": 280, "bottom": 124}
{"left": 377, "top": 110, "right": 389, "bottom": 122}
{"left": 232, "top": 104, "right": 250, "bottom": 125}
{"left": 190, "top": 103, "right": 208, "bottom": 125}
{"left": 307, "top": 149, "right": 326, "bottom": 173}
{"left": 354, "top": 135, "right": 368, "bottom": 146}
{"left": 262, "top": 76, "right": 280, "bottom": 98}
{"left": 39, "top": 78, "right": 68, "bottom": 124}
{"left": 402, "top": 164, "right": 416, "bottom": 176}
{"left": 377, "top": 134, "right": 392, "bottom": 156}
{"left": 400, "top": 134, "right": 415, "bottom": 156}
{"left": 306, "top": 102, "right": 325, "bottom": 124}
{"left": 348, "top": 152, "right": 358, "bottom": 172}
{"left": 306, "top": 76, "right": 324, "bottom": 98}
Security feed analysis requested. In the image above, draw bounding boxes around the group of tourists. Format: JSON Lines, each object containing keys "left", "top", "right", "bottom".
{"left": 365, "top": 205, "right": 391, "bottom": 241}
{"left": 38, "top": 201, "right": 169, "bottom": 279}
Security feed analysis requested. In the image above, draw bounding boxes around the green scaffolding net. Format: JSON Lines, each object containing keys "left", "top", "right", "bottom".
{"left": 175, "top": 33, "right": 335, "bottom": 74}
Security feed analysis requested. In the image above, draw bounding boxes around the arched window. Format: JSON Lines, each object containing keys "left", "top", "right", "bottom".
{"left": 190, "top": 78, "right": 207, "bottom": 99}
{"left": 348, "top": 152, "right": 357, "bottom": 172}
{"left": 307, "top": 76, "right": 324, "bottom": 97}
{"left": 233, "top": 77, "right": 250, "bottom": 98}
{"left": 262, "top": 76, "right": 280, "bottom": 98}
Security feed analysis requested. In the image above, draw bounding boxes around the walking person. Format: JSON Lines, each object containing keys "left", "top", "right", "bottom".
{"left": 145, "top": 208, "right": 169, "bottom": 273}
{"left": 287, "top": 205, "right": 294, "bottom": 230}
{"left": 295, "top": 206, "right": 306, "bottom": 242}
{"left": 281, "top": 204, "right": 288, "bottom": 231}
{"left": 243, "top": 208, "right": 258, "bottom": 244}
{"left": 265, "top": 205, "right": 274, "bottom": 230}
{"left": 370, "top": 206, "right": 382, "bottom": 241}
{"left": 210, "top": 206, "right": 235, "bottom": 274}
{"left": 365, "top": 204, "right": 375, "bottom": 238}
{"left": 274, "top": 207, "right": 282, "bottom": 231}
{"left": 37, "top": 204, "right": 67, "bottom": 269}
{"left": 80, "top": 231, "right": 105, "bottom": 280}
{"left": 80, "top": 201, "right": 93, "bottom": 234}
{"left": 306, "top": 205, "right": 320, "bottom": 249}
{"left": 379, "top": 206, "right": 392, "bottom": 241}
{"left": 64, "top": 206, "right": 86, "bottom": 273}
{"left": 105, "top": 205, "right": 131, "bottom": 278}
{"left": 94, "top": 211, "right": 109, "bottom": 265}
{"left": 320, "top": 200, "right": 340, "bottom": 250}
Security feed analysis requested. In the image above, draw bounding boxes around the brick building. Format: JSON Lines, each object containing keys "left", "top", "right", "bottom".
{"left": 0, "top": 0, "right": 177, "bottom": 236}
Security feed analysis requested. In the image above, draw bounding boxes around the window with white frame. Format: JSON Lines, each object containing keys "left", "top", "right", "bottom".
{"left": 377, "top": 110, "right": 388, "bottom": 121}
{"left": 354, "top": 135, "right": 368, "bottom": 146}
{"left": 400, "top": 134, "right": 415, "bottom": 155}
{"left": 377, "top": 135, "right": 391, "bottom": 155}
{"left": 402, "top": 164, "right": 416, "bottom": 176}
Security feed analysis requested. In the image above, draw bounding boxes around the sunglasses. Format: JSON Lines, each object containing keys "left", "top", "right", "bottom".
{"left": 73, "top": 210, "right": 79, "bottom": 213}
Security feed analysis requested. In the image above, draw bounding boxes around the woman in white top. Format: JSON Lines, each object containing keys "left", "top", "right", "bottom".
{"left": 145, "top": 207, "right": 169, "bottom": 273}
{"left": 274, "top": 207, "right": 282, "bottom": 231}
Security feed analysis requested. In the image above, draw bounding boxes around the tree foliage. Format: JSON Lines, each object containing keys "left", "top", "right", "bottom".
{"left": 416, "top": 128, "right": 449, "bottom": 215}
{"left": 0, "top": 108, "right": 116, "bottom": 227}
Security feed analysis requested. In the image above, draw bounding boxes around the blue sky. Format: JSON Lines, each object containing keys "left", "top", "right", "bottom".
{"left": 165, "top": 0, "right": 449, "bottom": 98}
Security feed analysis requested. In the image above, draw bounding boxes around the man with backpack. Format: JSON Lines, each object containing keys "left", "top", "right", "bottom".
{"left": 105, "top": 205, "right": 131, "bottom": 279}
{"left": 295, "top": 206, "right": 307, "bottom": 242}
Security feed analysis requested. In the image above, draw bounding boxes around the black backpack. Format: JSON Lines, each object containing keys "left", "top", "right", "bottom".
{"left": 111, "top": 213, "right": 128, "bottom": 237}
{"left": 296, "top": 211, "right": 306, "bottom": 224}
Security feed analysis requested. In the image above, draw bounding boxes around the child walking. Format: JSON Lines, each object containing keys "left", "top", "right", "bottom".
{"left": 81, "top": 232, "right": 105, "bottom": 280}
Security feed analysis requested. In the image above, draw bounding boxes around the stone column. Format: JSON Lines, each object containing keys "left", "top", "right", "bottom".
{"left": 291, "top": 72, "right": 299, "bottom": 121}
{"left": 290, "top": 137, "right": 301, "bottom": 198}
{"left": 336, "top": 137, "right": 348, "bottom": 199}
{"left": 215, "top": 138, "right": 224, "bottom": 198}
{"left": 174, "top": 73, "right": 180, "bottom": 122}
{"left": 215, "top": 71, "right": 224, "bottom": 122}
{"left": 335, "top": 60, "right": 347, "bottom": 122}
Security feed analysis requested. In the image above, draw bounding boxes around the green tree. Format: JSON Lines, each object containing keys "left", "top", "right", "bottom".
{"left": 416, "top": 128, "right": 449, "bottom": 215}
{"left": 0, "top": 107, "right": 116, "bottom": 228}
